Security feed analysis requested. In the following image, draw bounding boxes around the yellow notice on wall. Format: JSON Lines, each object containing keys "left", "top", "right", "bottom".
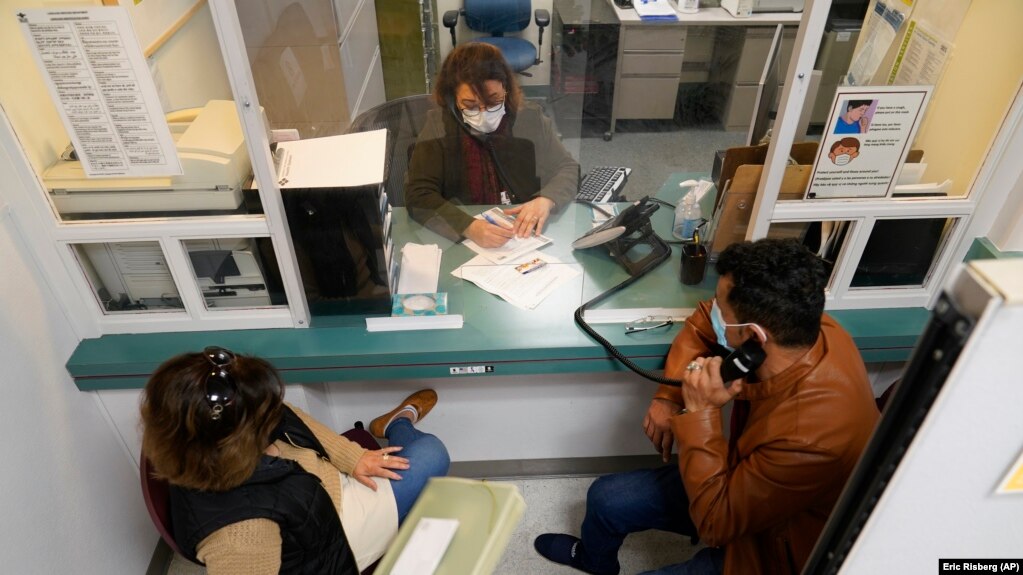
{"left": 997, "top": 448, "right": 1023, "bottom": 494}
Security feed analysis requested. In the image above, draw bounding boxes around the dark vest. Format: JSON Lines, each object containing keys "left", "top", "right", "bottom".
{"left": 169, "top": 407, "right": 359, "bottom": 575}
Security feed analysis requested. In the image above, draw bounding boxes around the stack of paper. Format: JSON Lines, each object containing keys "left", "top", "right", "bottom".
{"left": 397, "top": 243, "right": 442, "bottom": 294}
{"left": 453, "top": 253, "right": 580, "bottom": 310}
{"left": 274, "top": 129, "right": 386, "bottom": 188}
{"left": 366, "top": 242, "right": 464, "bottom": 332}
{"left": 463, "top": 231, "right": 552, "bottom": 265}
{"left": 633, "top": 0, "right": 678, "bottom": 20}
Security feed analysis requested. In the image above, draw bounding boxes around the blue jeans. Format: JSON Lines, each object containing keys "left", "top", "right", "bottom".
{"left": 578, "top": 465, "right": 722, "bottom": 575}
{"left": 384, "top": 418, "right": 450, "bottom": 523}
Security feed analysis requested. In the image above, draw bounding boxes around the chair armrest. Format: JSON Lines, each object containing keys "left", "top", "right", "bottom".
{"left": 534, "top": 9, "right": 550, "bottom": 59}
{"left": 443, "top": 10, "right": 459, "bottom": 46}
{"left": 534, "top": 9, "right": 551, "bottom": 28}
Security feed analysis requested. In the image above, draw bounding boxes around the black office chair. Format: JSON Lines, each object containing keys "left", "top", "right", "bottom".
{"left": 443, "top": 0, "right": 550, "bottom": 76}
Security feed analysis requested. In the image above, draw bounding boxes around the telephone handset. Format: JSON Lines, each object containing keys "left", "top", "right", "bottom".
{"left": 718, "top": 339, "right": 767, "bottom": 384}
{"left": 572, "top": 196, "right": 659, "bottom": 249}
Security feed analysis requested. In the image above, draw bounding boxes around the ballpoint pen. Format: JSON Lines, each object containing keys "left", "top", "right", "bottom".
{"left": 482, "top": 211, "right": 515, "bottom": 229}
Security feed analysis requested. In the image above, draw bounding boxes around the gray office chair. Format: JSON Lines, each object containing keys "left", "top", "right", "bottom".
{"left": 443, "top": 0, "right": 550, "bottom": 76}
{"left": 346, "top": 94, "right": 437, "bottom": 207}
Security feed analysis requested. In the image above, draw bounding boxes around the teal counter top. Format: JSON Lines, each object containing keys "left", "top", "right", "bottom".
{"left": 67, "top": 174, "right": 930, "bottom": 390}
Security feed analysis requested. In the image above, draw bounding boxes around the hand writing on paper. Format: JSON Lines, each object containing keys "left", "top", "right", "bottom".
{"left": 465, "top": 218, "right": 515, "bottom": 248}
{"left": 503, "top": 197, "right": 554, "bottom": 238}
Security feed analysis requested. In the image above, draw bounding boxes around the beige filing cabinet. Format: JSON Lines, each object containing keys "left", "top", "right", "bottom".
{"left": 615, "top": 25, "right": 688, "bottom": 120}
{"left": 713, "top": 25, "right": 796, "bottom": 130}
{"left": 603, "top": 4, "right": 801, "bottom": 139}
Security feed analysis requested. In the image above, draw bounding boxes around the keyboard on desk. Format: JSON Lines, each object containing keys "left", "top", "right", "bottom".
{"left": 576, "top": 166, "right": 631, "bottom": 203}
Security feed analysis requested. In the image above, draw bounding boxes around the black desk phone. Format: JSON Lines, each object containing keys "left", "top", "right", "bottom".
{"left": 719, "top": 339, "right": 767, "bottom": 384}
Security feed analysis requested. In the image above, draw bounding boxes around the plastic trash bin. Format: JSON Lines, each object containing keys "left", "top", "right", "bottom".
{"left": 374, "top": 477, "right": 526, "bottom": 575}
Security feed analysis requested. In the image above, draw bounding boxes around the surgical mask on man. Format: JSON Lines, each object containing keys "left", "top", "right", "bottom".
{"left": 462, "top": 104, "right": 505, "bottom": 134}
{"left": 711, "top": 299, "right": 767, "bottom": 351}
{"left": 834, "top": 153, "right": 852, "bottom": 166}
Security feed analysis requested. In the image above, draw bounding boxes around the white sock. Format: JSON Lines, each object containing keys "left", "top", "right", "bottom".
{"left": 384, "top": 405, "right": 419, "bottom": 433}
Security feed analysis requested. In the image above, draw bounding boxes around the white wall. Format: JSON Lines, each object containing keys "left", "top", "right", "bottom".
{"left": 0, "top": 133, "right": 154, "bottom": 573}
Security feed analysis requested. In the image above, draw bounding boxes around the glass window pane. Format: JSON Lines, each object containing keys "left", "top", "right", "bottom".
{"left": 2, "top": 2, "right": 261, "bottom": 222}
{"left": 236, "top": 0, "right": 378, "bottom": 140}
{"left": 850, "top": 217, "right": 953, "bottom": 288}
{"left": 182, "top": 238, "right": 287, "bottom": 310}
{"left": 767, "top": 220, "right": 852, "bottom": 291}
{"left": 804, "top": 1, "right": 1023, "bottom": 200}
{"left": 71, "top": 241, "right": 184, "bottom": 314}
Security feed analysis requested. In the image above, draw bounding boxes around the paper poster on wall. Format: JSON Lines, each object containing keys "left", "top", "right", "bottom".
{"left": 17, "top": 7, "right": 181, "bottom": 178}
{"left": 846, "top": 0, "right": 906, "bottom": 86}
{"left": 888, "top": 21, "right": 952, "bottom": 86}
{"left": 806, "top": 86, "right": 930, "bottom": 199}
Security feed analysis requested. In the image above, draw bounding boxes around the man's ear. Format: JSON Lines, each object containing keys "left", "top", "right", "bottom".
{"left": 747, "top": 324, "right": 769, "bottom": 345}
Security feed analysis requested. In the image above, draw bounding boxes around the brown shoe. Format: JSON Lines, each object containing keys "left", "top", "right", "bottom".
{"left": 369, "top": 389, "right": 438, "bottom": 438}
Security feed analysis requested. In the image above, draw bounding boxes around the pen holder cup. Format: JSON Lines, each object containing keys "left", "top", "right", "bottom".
{"left": 680, "top": 243, "right": 708, "bottom": 285}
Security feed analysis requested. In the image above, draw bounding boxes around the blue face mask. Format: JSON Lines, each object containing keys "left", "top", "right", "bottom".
{"left": 711, "top": 299, "right": 767, "bottom": 352}
{"left": 710, "top": 299, "right": 733, "bottom": 351}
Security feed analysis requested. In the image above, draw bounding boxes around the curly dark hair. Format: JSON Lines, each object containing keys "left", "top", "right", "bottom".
{"left": 432, "top": 43, "right": 523, "bottom": 113}
{"left": 715, "top": 238, "right": 828, "bottom": 347}
{"left": 140, "top": 351, "right": 285, "bottom": 492}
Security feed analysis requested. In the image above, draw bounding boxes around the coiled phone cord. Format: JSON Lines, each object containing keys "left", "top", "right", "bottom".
{"left": 573, "top": 260, "right": 684, "bottom": 388}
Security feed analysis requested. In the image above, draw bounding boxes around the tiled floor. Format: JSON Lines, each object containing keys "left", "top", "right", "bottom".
{"left": 166, "top": 475, "right": 701, "bottom": 575}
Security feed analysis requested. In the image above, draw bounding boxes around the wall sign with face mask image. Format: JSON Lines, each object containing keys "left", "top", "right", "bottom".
{"left": 828, "top": 137, "right": 861, "bottom": 166}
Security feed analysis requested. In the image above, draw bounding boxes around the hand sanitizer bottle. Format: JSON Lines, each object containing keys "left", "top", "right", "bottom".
{"left": 673, "top": 192, "right": 702, "bottom": 241}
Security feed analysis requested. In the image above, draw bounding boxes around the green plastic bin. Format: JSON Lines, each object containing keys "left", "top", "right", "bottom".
{"left": 375, "top": 477, "right": 526, "bottom": 575}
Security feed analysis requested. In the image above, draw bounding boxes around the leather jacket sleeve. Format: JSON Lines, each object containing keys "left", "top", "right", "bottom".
{"left": 655, "top": 300, "right": 718, "bottom": 405}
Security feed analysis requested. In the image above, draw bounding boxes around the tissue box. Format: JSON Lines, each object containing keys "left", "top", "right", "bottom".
{"left": 391, "top": 293, "right": 448, "bottom": 317}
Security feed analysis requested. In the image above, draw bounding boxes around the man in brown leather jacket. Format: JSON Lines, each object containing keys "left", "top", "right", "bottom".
{"left": 535, "top": 239, "right": 879, "bottom": 575}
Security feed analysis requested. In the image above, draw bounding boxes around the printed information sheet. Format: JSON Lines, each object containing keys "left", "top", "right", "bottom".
{"left": 18, "top": 7, "right": 181, "bottom": 178}
{"left": 807, "top": 86, "right": 931, "bottom": 199}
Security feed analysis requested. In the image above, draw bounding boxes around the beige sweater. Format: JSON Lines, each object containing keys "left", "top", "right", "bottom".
{"left": 195, "top": 403, "right": 368, "bottom": 574}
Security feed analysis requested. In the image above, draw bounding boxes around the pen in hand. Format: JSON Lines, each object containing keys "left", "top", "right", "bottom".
{"left": 482, "top": 211, "right": 515, "bottom": 230}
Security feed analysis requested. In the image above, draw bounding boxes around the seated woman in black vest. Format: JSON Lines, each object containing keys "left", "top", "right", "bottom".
{"left": 140, "top": 347, "right": 449, "bottom": 574}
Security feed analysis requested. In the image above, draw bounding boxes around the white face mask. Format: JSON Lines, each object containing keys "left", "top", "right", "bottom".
{"left": 462, "top": 104, "right": 505, "bottom": 134}
{"left": 834, "top": 154, "right": 852, "bottom": 166}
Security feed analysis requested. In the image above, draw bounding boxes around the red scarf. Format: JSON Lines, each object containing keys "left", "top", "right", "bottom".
{"left": 460, "top": 118, "right": 510, "bottom": 204}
